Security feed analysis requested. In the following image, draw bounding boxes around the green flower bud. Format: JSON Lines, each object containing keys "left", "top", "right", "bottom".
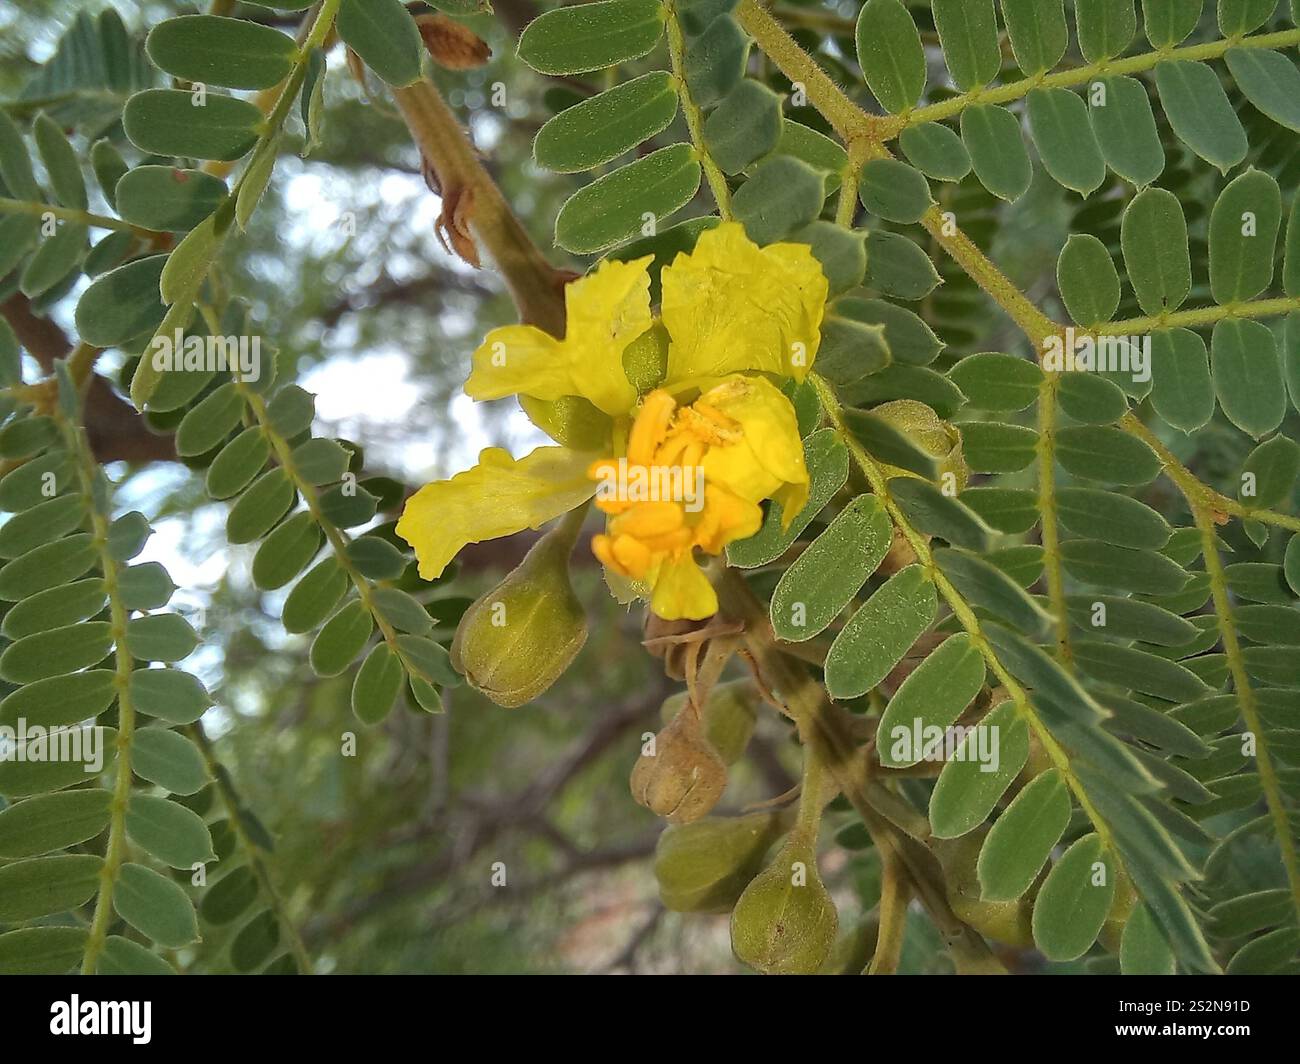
{"left": 630, "top": 704, "right": 727, "bottom": 823}
{"left": 658, "top": 679, "right": 759, "bottom": 766}
{"left": 654, "top": 809, "right": 795, "bottom": 913}
{"left": 936, "top": 829, "right": 1034, "bottom": 948}
{"left": 450, "top": 513, "right": 587, "bottom": 708}
{"left": 871, "top": 398, "right": 970, "bottom": 491}
{"left": 730, "top": 837, "right": 839, "bottom": 974}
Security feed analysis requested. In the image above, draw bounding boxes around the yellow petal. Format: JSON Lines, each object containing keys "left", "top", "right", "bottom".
{"left": 661, "top": 222, "right": 828, "bottom": 385}
{"left": 396, "top": 446, "right": 597, "bottom": 580}
{"left": 701, "top": 376, "right": 809, "bottom": 508}
{"left": 464, "top": 257, "right": 652, "bottom": 417}
{"left": 650, "top": 552, "right": 718, "bottom": 621}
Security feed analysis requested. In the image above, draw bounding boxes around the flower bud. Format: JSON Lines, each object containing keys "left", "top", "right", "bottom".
{"left": 659, "top": 679, "right": 759, "bottom": 765}
{"left": 450, "top": 517, "right": 587, "bottom": 708}
{"left": 870, "top": 398, "right": 970, "bottom": 491}
{"left": 936, "top": 830, "right": 1034, "bottom": 948}
{"left": 630, "top": 705, "right": 727, "bottom": 823}
{"left": 730, "top": 837, "right": 839, "bottom": 974}
{"left": 653, "top": 809, "right": 795, "bottom": 913}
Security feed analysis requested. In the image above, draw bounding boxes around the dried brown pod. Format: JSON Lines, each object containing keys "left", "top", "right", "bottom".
{"left": 415, "top": 13, "right": 491, "bottom": 70}
{"left": 630, "top": 705, "right": 727, "bottom": 823}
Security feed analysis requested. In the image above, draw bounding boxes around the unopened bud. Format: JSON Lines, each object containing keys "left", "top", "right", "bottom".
{"left": 871, "top": 398, "right": 970, "bottom": 491}
{"left": 450, "top": 515, "right": 587, "bottom": 708}
{"left": 659, "top": 679, "right": 758, "bottom": 765}
{"left": 730, "top": 837, "right": 838, "bottom": 974}
{"left": 654, "top": 809, "right": 795, "bottom": 913}
{"left": 630, "top": 705, "right": 727, "bottom": 823}
{"left": 936, "top": 829, "right": 1034, "bottom": 948}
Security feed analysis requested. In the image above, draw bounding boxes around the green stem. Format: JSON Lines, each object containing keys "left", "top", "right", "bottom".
{"left": 890, "top": 28, "right": 1300, "bottom": 135}
{"left": 56, "top": 412, "right": 137, "bottom": 975}
{"left": 666, "top": 1, "right": 732, "bottom": 219}
{"left": 189, "top": 724, "right": 314, "bottom": 973}
{"left": 867, "top": 849, "right": 909, "bottom": 975}
{"left": 1096, "top": 294, "right": 1300, "bottom": 337}
{"left": 0, "top": 197, "right": 143, "bottom": 234}
{"left": 1194, "top": 511, "right": 1300, "bottom": 926}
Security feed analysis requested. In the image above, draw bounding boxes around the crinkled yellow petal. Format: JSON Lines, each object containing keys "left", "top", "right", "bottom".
{"left": 463, "top": 257, "right": 651, "bottom": 416}
{"left": 650, "top": 552, "right": 718, "bottom": 621}
{"left": 700, "top": 376, "right": 809, "bottom": 510}
{"left": 396, "top": 446, "right": 598, "bottom": 580}
{"left": 661, "top": 222, "right": 828, "bottom": 385}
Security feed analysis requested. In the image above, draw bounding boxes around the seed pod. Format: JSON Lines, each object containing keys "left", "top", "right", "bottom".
{"left": 630, "top": 705, "right": 727, "bottom": 823}
{"left": 936, "top": 829, "right": 1035, "bottom": 947}
{"left": 870, "top": 398, "right": 970, "bottom": 491}
{"left": 450, "top": 519, "right": 587, "bottom": 708}
{"left": 730, "top": 837, "right": 839, "bottom": 974}
{"left": 659, "top": 679, "right": 759, "bottom": 765}
{"left": 654, "top": 808, "right": 795, "bottom": 913}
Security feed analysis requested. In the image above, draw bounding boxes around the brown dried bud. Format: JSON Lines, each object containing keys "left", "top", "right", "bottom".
{"left": 630, "top": 705, "right": 727, "bottom": 823}
{"left": 642, "top": 612, "right": 711, "bottom": 681}
{"left": 415, "top": 13, "right": 491, "bottom": 70}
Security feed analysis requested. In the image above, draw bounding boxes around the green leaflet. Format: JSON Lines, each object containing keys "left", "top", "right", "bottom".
{"left": 336, "top": 0, "right": 423, "bottom": 87}
{"left": 123, "top": 89, "right": 262, "bottom": 162}
{"left": 0, "top": 789, "right": 112, "bottom": 859}
{"left": 1031, "top": 834, "right": 1116, "bottom": 961}
{"left": 1057, "top": 234, "right": 1120, "bottom": 325}
{"left": 1225, "top": 49, "right": 1300, "bottom": 134}
{"left": 125, "top": 794, "right": 215, "bottom": 868}
{"left": 684, "top": 15, "right": 749, "bottom": 108}
{"left": 0, "top": 855, "right": 103, "bottom": 923}
{"left": 311, "top": 599, "right": 374, "bottom": 677}
{"left": 857, "top": 158, "right": 932, "bottom": 224}
{"left": 1150, "top": 328, "right": 1214, "bottom": 433}
{"left": 1056, "top": 373, "right": 1129, "bottom": 424}
{"left": 1209, "top": 168, "right": 1282, "bottom": 304}
{"left": 824, "top": 564, "right": 938, "bottom": 700}
{"left": 132, "top": 729, "right": 210, "bottom": 796}
{"left": 1073, "top": 642, "right": 1212, "bottom": 702}
{"left": 947, "top": 352, "right": 1043, "bottom": 411}
{"left": 1240, "top": 435, "right": 1300, "bottom": 508}
{"left": 1154, "top": 60, "right": 1248, "bottom": 173}
{"left": 1056, "top": 487, "right": 1171, "bottom": 549}
{"left": 33, "top": 113, "right": 86, "bottom": 210}
{"left": 1060, "top": 540, "right": 1192, "bottom": 594}
{"left": 352, "top": 642, "right": 406, "bottom": 725}
{"left": 1075, "top": 0, "right": 1137, "bottom": 62}
{"left": 1087, "top": 75, "right": 1165, "bottom": 187}
{"left": 1121, "top": 188, "right": 1192, "bottom": 315}
{"left": 517, "top": 0, "right": 665, "bottom": 75}
{"left": 1000, "top": 0, "right": 1069, "bottom": 75}
{"left": 877, "top": 634, "right": 986, "bottom": 768}
{"left": 802, "top": 222, "right": 869, "bottom": 295}
{"left": 115, "top": 166, "right": 228, "bottom": 233}
{"left": 555, "top": 145, "right": 701, "bottom": 254}
{"left": 769, "top": 494, "right": 892, "bottom": 642}
{"left": 934, "top": 546, "right": 1053, "bottom": 637}
{"left": 961, "top": 103, "right": 1032, "bottom": 202}
{"left": 929, "top": 702, "right": 1029, "bottom": 839}
{"left": 1141, "top": 0, "right": 1203, "bottom": 47}
{"left": 898, "top": 121, "right": 972, "bottom": 182}
{"left": 253, "top": 512, "right": 322, "bottom": 590}
{"left": 961, "top": 487, "right": 1040, "bottom": 534}
{"left": 932, "top": 0, "right": 1001, "bottom": 91}
{"left": 125, "top": 614, "right": 199, "bottom": 662}
{"left": 960, "top": 422, "right": 1038, "bottom": 473}
{"left": 1212, "top": 318, "right": 1286, "bottom": 438}
{"left": 702, "top": 80, "right": 779, "bottom": 175}
{"left": 733, "top": 156, "right": 825, "bottom": 244}
{"left": 1055, "top": 425, "right": 1161, "bottom": 485}
{"left": 1027, "top": 87, "right": 1106, "bottom": 196}
{"left": 890, "top": 477, "right": 993, "bottom": 550}
{"left": 855, "top": 0, "right": 926, "bottom": 113}
{"left": 977, "top": 769, "right": 1071, "bottom": 901}
{"left": 130, "top": 669, "right": 211, "bottom": 725}
{"left": 113, "top": 862, "right": 199, "bottom": 949}
{"left": 146, "top": 15, "right": 297, "bottom": 91}
{"left": 1218, "top": 0, "right": 1277, "bottom": 34}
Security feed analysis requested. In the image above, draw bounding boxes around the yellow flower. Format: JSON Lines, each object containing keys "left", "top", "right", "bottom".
{"left": 397, "top": 222, "right": 829, "bottom": 620}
